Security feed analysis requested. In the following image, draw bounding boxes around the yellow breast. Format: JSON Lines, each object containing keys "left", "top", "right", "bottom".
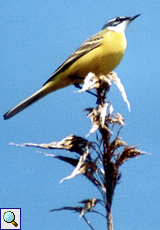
{"left": 53, "top": 30, "right": 127, "bottom": 89}
{"left": 99, "top": 30, "right": 127, "bottom": 73}
{"left": 70, "top": 30, "right": 126, "bottom": 82}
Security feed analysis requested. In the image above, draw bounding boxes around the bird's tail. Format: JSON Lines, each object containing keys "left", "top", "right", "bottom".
{"left": 3, "top": 83, "right": 54, "bottom": 120}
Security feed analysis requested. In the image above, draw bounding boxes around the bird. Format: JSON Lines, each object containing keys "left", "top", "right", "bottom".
{"left": 3, "top": 14, "right": 140, "bottom": 120}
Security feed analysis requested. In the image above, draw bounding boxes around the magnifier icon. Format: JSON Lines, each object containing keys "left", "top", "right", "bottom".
{"left": 3, "top": 211, "right": 18, "bottom": 227}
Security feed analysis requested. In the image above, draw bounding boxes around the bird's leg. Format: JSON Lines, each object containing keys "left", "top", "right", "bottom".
{"left": 74, "top": 83, "right": 97, "bottom": 97}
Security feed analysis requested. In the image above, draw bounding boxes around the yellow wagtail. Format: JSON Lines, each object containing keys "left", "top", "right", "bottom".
{"left": 4, "top": 14, "right": 140, "bottom": 120}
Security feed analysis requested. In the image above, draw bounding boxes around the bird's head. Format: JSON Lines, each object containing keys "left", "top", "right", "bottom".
{"left": 102, "top": 14, "right": 140, "bottom": 33}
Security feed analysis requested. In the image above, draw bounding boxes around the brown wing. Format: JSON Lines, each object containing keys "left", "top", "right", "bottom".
{"left": 43, "top": 30, "right": 106, "bottom": 85}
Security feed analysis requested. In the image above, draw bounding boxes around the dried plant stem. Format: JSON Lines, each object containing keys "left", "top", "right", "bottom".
{"left": 96, "top": 79, "right": 116, "bottom": 230}
{"left": 107, "top": 208, "right": 113, "bottom": 230}
{"left": 104, "top": 161, "right": 115, "bottom": 230}
{"left": 12, "top": 73, "right": 145, "bottom": 230}
{"left": 105, "top": 181, "right": 114, "bottom": 230}
{"left": 82, "top": 215, "right": 96, "bottom": 230}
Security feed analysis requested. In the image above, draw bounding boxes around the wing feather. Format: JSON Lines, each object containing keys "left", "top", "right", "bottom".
{"left": 43, "top": 30, "right": 106, "bottom": 85}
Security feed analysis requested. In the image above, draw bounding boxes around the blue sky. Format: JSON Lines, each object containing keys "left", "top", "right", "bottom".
{"left": 1, "top": 1, "right": 160, "bottom": 230}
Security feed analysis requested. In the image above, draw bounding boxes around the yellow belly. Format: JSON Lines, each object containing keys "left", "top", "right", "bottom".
{"left": 69, "top": 30, "right": 127, "bottom": 82}
{"left": 47, "top": 30, "right": 127, "bottom": 91}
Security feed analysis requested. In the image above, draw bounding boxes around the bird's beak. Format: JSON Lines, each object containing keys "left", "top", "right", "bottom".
{"left": 129, "top": 14, "right": 141, "bottom": 21}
